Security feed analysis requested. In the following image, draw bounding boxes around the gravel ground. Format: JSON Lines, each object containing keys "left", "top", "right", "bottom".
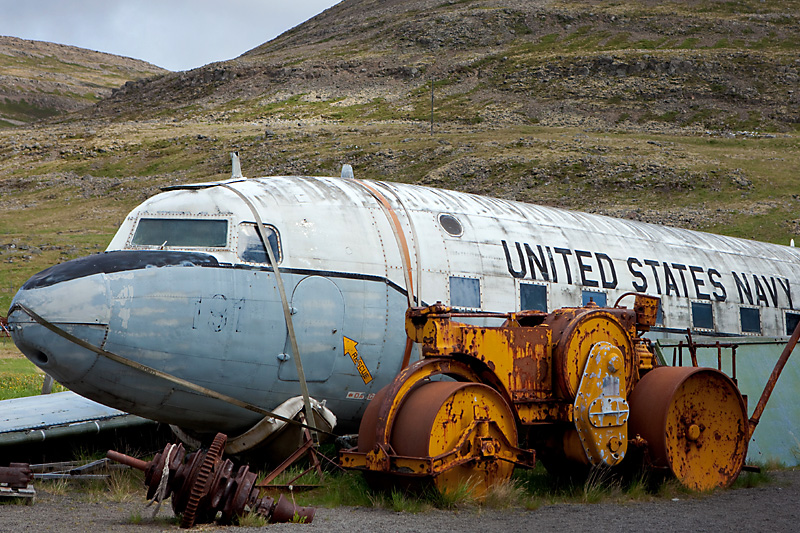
{"left": 2, "top": 470, "right": 798, "bottom": 533}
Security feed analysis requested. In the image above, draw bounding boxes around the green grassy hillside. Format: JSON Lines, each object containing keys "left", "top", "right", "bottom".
{"left": 0, "top": 36, "right": 166, "bottom": 126}
{"left": 2, "top": 0, "right": 799, "bottom": 315}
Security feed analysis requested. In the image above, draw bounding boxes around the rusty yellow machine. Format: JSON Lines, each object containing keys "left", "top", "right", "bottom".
{"left": 341, "top": 294, "right": 796, "bottom": 495}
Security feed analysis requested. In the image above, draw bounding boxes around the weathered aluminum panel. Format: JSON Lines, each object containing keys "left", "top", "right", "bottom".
{"left": 376, "top": 179, "right": 800, "bottom": 337}
{"left": 0, "top": 391, "right": 126, "bottom": 433}
{"left": 657, "top": 337, "right": 800, "bottom": 466}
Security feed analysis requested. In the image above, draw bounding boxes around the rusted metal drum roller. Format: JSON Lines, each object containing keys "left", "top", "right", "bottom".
{"left": 628, "top": 366, "right": 749, "bottom": 491}
{"left": 388, "top": 381, "right": 518, "bottom": 496}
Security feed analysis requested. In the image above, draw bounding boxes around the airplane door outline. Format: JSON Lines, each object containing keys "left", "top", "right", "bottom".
{"left": 278, "top": 275, "right": 344, "bottom": 382}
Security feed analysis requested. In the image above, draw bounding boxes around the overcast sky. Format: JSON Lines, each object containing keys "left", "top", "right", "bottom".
{"left": 0, "top": 0, "right": 341, "bottom": 72}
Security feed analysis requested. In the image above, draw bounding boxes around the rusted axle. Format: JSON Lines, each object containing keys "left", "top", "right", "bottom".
{"left": 106, "top": 450, "right": 148, "bottom": 471}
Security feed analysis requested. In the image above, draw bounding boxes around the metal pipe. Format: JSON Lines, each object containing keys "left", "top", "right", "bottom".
{"left": 106, "top": 450, "right": 148, "bottom": 471}
{"left": 686, "top": 329, "right": 699, "bottom": 367}
{"left": 748, "top": 319, "right": 800, "bottom": 439}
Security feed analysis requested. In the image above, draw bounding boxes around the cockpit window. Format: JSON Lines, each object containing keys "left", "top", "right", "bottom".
{"left": 237, "top": 223, "right": 282, "bottom": 264}
{"left": 131, "top": 218, "right": 228, "bottom": 248}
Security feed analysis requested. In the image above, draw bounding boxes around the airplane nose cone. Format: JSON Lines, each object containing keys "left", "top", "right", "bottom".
{"left": 8, "top": 258, "right": 111, "bottom": 385}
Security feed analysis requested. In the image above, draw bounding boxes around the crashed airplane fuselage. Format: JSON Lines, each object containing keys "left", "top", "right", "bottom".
{"left": 8, "top": 165, "right": 800, "bottom": 438}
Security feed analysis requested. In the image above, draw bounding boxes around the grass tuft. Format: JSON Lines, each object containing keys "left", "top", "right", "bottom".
{"left": 310, "top": 471, "right": 374, "bottom": 507}
{"left": 581, "top": 465, "right": 619, "bottom": 503}
{"left": 105, "top": 468, "right": 144, "bottom": 503}
{"left": 428, "top": 479, "right": 479, "bottom": 509}
{"left": 623, "top": 472, "right": 652, "bottom": 501}
{"left": 39, "top": 478, "right": 70, "bottom": 496}
{"left": 237, "top": 510, "right": 268, "bottom": 527}
{"left": 733, "top": 469, "right": 773, "bottom": 489}
{"left": 655, "top": 477, "right": 695, "bottom": 499}
{"left": 389, "top": 489, "right": 431, "bottom": 513}
{"left": 481, "top": 478, "right": 527, "bottom": 509}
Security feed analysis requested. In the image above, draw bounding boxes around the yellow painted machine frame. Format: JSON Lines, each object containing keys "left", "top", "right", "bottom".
{"left": 341, "top": 292, "right": 800, "bottom": 493}
{"left": 340, "top": 295, "right": 660, "bottom": 485}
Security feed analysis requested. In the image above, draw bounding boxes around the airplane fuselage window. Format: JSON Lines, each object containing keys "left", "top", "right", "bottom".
{"left": 786, "top": 312, "right": 800, "bottom": 336}
{"left": 520, "top": 283, "right": 547, "bottom": 312}
{"left": 237, "top": 223, "right": 282, "bottom": 264}
{"left": 131, "top": 218, "right": 228, "bottom": 248}
{"left": 692, "top": 301, "right": 714, "bottom": 330}
{"left": 740, "top": 307, "right": 761, "bottom": 334}
{"left": 581, "top": 289, "right": 607, "bottom": 307}
{"left": 438, "top": 213, "right": 463, "bottom": 237}
{"left": 450, "top": 276, "right": 481, "bottom": 309}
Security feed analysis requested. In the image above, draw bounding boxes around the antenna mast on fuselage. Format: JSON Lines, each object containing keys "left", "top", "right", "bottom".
{"left": 231, "top": 152, "right": 243, "bottom": 179}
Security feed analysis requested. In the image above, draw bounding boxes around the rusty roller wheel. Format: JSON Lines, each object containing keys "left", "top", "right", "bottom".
{"left": 390, "top": 381, "right": 518, "bottom": 497}
{"left": 356, "top": 385, "right": 390, "bottom": 455}
{"left": 628, "top": 366, "right": 749, "bottom": 491}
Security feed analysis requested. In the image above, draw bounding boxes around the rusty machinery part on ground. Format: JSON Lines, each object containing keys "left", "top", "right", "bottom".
{"left": 341, "top": 295, "right": 766, "bottom": 495}
{"left": 0, "top": 463, "right": 33, "bottom": 488}
{"left": 107, "top": 433, "right": 314, "bottom": 528}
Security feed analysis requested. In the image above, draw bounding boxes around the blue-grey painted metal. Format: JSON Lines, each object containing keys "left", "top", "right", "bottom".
{"left": 0, "top": 391, "right": 154, "bottom": 446}
{"left": 656, "top": 338, "right": 800, "bottom": 466}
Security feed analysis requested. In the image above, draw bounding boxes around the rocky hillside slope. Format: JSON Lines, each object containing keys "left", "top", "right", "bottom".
{"left": 0, "top": 36, "right": 166, "bottom": 126}
{"left": 1, "top": 1, "right": 799, "bottom": 311}
{"left": 100, "top": 0, "right": 800, "bottom": 132}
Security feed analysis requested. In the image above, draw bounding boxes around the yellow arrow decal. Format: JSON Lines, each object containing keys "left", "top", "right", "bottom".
{"left": 343, "top": 336, "right": 373, "bottom": 385}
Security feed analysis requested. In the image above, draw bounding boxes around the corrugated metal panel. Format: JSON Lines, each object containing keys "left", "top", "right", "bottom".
{"left": 656, "top": 337, "right": 800, "bottom": 466}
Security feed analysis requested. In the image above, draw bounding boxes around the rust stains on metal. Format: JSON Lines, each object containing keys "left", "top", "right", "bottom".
{"left": 628, "top": 366, "right": 748, "bottom": 490}
{"left": 0, "top": 463, "right": 32, "bottom": 488}
{"left": 342, "top": 298, "right": 790, "bottom": 496}
{"left": 107, "top": 433, "right": 315, "bottom": 528}
{"left": 545, "top": 307, "right": 637, "bottom": 399}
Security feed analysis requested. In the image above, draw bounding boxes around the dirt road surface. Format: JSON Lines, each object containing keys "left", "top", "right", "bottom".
{"left": 2, "top": 470, "right": 798, "bottom": 533}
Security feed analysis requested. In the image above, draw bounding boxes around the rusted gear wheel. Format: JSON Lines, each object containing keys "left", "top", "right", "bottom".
{"left": 208, "top": 459, "right": 235, "bottom": 513}
{"left": 180, "top": 432, "right": 227, "bottom": 528}
{"left": 171, "top": 450, "right": 203, "bottom": 514}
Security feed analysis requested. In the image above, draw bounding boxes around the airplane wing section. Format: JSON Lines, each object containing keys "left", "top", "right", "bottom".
{"left": 0, "top": 391, "right": 154, "bottom": 447}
